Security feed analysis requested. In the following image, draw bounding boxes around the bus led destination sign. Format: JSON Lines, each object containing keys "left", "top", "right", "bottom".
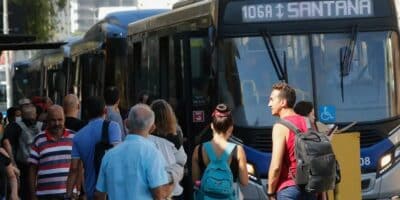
{"left": 242, "top": 0, "right": 373, "bottom": 23}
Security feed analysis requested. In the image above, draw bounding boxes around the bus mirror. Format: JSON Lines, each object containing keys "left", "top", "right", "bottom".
{"left": 360, "top": 42, "right": 368, "bottom": 67}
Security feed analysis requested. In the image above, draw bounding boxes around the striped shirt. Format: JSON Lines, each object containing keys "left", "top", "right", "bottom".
{"left": 28, "top": 129, "right": 74, "bottom": 197}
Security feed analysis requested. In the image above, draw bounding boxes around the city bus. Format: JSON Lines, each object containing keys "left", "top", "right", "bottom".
{"left": 127, "top": 0, "right": 400, "bottom": 199}
{"left": 12, "top": 10, "right": 168, "bottom": 113}
{"left": 63, "top": 9, "right": 167, "bottom": 116}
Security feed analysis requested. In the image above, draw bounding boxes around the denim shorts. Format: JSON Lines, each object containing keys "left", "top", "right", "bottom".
{"left": 277, "top": 186, "right": 317, "bottom": 200}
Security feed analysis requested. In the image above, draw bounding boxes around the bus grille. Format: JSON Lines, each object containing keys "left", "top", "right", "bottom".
{"left": 359, "top": 130, "right": 385, "bottom": 148}
{"left": 234, "top": 128, "right": 272, "bottom": 153}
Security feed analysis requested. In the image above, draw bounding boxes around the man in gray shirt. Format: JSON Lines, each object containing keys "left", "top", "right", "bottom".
{"left": 104, "top": 86, "right": 126, "bottom": 138}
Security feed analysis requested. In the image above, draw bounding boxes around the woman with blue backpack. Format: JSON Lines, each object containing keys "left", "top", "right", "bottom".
{"left": 192, "top": 104, "right": 249, "bottom": 200}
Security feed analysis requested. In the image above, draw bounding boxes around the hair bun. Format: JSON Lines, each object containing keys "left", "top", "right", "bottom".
{"left": 212, "top": 104, "right": 231, "bottom": 117}
{"left": 216, "top": 104, "right": 228, "bottom": 112}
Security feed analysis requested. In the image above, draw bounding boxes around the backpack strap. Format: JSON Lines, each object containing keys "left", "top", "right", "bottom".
{"left": 220, "top": 142, "right": 236, "bottom": 162}
{"left": 203, "top": 142, "right": 236, "bottom": 162}
{"left": 203, "top": 142, "right": 217, "bottom": 162}
{"left": 101, "top": 120, "right": 110, "bottom": 143}
{"left": 277, "top": 119, "right": 302, "bottom": 137}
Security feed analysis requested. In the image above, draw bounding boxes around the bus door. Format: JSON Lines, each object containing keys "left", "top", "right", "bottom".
{"left": 174, "top": 32, "right": 213, "bottom": 200}
{"left": 174, "top": 34, "right": 213, "bottom": 151}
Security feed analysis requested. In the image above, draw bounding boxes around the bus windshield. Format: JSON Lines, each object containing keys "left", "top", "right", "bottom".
{"left": 219, "top": 31, "right": 399, "bottom": 127}
{"left": 220, "top": 35, "right": 313, "bottom": 127}
{"left": 313, "top": 31, "right": 399, "bottom": 123}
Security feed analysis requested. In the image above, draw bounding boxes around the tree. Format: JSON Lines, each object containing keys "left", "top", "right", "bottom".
{"left": 10, "top": 0, "right": 67, "bottom": 41}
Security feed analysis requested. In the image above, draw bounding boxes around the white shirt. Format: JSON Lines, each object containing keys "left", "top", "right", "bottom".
{"left": 148, "top": 135, "right": 187, "bottom": 196}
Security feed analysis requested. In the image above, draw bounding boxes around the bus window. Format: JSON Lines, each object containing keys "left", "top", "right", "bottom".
{"left": 190, "top": 38, "right": 211, "bottom": 108}
{"left": 312, "top": 31, "right": 398, "bottom": 122}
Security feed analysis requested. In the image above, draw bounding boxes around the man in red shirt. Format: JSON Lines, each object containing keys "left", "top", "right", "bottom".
{"left": 267, "top": 82, "right": 316, "bottom": 200}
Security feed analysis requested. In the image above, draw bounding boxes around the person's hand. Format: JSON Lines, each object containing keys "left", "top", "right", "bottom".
{"left": 12, "top": 166, "right": 20, "bottom": 177}
{"left": 268, "top": 195, "right": 277, "bottom": 200}
{"left": 9, "top": 193, "right": 19, "bottom": 200}
{"left": 267, "top": 192, "right": 277, "bottom": 200}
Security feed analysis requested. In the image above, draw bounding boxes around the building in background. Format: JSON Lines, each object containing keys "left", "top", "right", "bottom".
{"left": 97, "top": 6, "right": 137, "bottom": 20}
{"left": 71, "top": 0, "right": 138, "bottom": 33}
{"left": 53, "top": 0, "right": 71, "bottom": 41}
{"left": 137, "top": 0, "right": 180, "bottom": 9}
{"left": 70, "top": 0, "right": 184, "bottom": 34}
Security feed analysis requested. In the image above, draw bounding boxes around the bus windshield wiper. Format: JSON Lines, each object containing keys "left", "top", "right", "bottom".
{"left": 339, "top": 25, "right": 358, "bottom": 102}
{"left": 261, "top": 31, "right": 287, "bottom": 82}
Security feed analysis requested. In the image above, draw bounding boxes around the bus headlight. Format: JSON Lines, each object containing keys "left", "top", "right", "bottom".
{"left": 378, "top": 145, "right": 400, "bottom": 175}
{"left": 379, "top": 153, "right": 392, "bottom": 170}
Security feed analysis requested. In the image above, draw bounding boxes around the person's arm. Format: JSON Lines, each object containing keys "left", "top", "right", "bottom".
{"left": 191, "top": 145, "right": 201, "bottom": 183}
{"left": 108, "top": 122, "right": 122, "bottom": 146}
{"left": 75, "top": 160, "right": 84, "bottom": 196}
{"left": 27, "top": 138, "right": 41, "bottom": 200}
{"left": 0, "top": 148, "right": 18, "bottom": 200}
{"left": 66, "top": 158, "right": 80, "bottom": 197}
{"left": 236, "top": 145, "right": 249, "bottom": 186}
{"left": 2, "top": 139, "right": 15, "bottom": 164}
{"left": 28, "top": 164, "right": 38, "bottom": 200}
{"left": 151, "top": 183, "right": 174, "bottom": 200}
{"left": 5, "top": 163, "right": 18, "bottom": 200}
{"left": 267, "top": 124, "right": 288, "bottom": 199}
{"left": 148, "top": 150, "right": 173, "bottom": 199}
{"left": 66, "top": 137, "right": 82, "bottom": 198}
{"left": 166, "top": 144, "right": 186, "bottom": 183}
{"left": 175, "top": 145, "right": 187, "bottom": 168}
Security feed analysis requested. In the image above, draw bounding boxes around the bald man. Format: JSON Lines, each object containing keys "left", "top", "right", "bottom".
{"left": 28, "top": 105, "right": 75, "bottom": 200}
{"left": 63, "top": 94, "right": 86, "bottom": 132}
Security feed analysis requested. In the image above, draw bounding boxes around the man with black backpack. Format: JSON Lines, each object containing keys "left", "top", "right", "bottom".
{"left": 65, "top": 96, "right": 122, "bottom": 200}
{"left": 267, "top": 83, "right": 337, "bottom": 200}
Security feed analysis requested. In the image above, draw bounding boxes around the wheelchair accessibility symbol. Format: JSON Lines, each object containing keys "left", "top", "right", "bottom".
{"left": 319, "top": 105, "right": 336, "bottom": 123}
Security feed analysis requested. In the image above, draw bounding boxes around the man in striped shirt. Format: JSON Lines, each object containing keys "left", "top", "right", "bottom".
{"left": 28, "top": 105, "right": 74, "bottom": 200}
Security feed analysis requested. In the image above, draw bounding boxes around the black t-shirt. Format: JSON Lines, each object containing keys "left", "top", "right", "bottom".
{"left": 65, "top": 117, "right": 87, "bottom": 132}
{"left": 3, "top": 120, "right": 43, "bottom": 157}
{"left": 3, "top": 122, "right": 23, "bottom": 154}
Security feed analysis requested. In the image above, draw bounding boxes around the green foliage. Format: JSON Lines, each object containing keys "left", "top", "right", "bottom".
{"left": 10, "top": 0, "right": 66, "bottom": 41}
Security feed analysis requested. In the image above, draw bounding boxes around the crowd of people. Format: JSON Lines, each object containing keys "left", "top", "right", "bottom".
{"left": 0, "top": 86, "right": 193, "bottom": 200}
{"left": 0, "top": 82, "right": 337, "bottom": 200}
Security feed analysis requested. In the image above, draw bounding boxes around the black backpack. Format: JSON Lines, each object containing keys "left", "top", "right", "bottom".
{"left": 278, "top": 118, "right": 340, "bottom": 192}
{"left": 94, "top": 120, "right": 112, "bottom": 179}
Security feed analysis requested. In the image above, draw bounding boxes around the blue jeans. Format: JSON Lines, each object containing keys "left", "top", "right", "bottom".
{"left": 277, "top": 186, "right": 317, "bottom": 200}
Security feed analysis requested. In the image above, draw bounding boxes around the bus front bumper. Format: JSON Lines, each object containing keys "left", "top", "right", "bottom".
{"left": 362, "top": 160, "right": 400, "bottom": 199}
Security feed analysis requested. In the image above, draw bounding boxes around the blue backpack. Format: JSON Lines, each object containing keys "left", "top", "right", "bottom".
{"left": 197, "top": 142, "right": 236, "bottom": 200}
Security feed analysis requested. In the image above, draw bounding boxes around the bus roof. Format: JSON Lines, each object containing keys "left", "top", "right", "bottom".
{"left": 128, "top": 0, "right": 213, "bottom": 36}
